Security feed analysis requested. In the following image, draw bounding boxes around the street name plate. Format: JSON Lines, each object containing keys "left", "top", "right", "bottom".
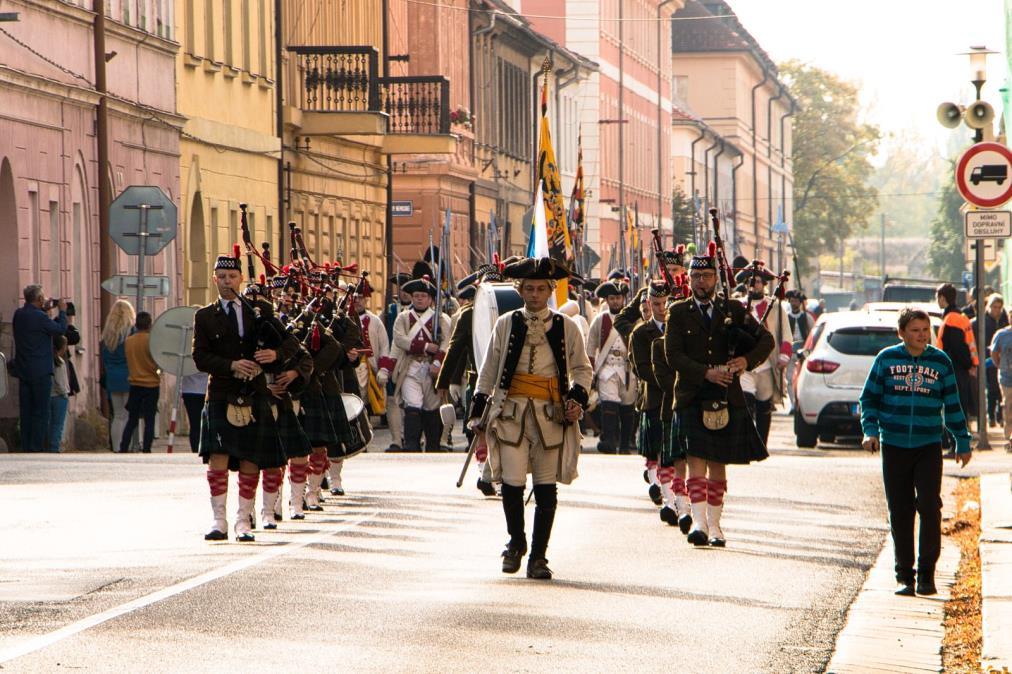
{"left": 965, "top": 210, "right": 1012, "bottom": 239}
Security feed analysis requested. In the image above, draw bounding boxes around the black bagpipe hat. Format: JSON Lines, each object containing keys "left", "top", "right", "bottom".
{"left": 648, "top": 280, "right": 671, "bottom": 298}
{"left": 502, "top": 256, "right": 574, "bottom": 281}
{"left": 214, "top": 244, "right": 242, "bottom": 271}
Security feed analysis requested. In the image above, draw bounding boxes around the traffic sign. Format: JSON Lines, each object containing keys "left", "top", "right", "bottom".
{"left": 965, "top": 210, "right": 1012, "bottom": 239}
{"left": 109, "top": 185, "right": 177, "bottom": 255}
{"left": 391, "top": 200, "right": 413, "bottom": 217}
{"left": 955, "top": 142, "right": 1012, "bottom": 208}
{"left": 149, "top": 307, "right": 198, "bottom": 376}
{"left": 965, "top": 239, "right": 997, "bottom": 264}
{"left": 101, "top": 275, "right": 171, "bottom": 297}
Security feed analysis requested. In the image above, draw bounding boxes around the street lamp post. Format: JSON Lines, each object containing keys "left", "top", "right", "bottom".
{"left": 937, "top": 46, "right": 998, "bottom": 449}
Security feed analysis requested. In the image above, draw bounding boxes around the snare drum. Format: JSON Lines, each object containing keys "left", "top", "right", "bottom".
{"left": 341, "top": 393, "right": 373, "bottom": 458}
{"left": 472, "top": 283, "right": 523, "bottom": 369}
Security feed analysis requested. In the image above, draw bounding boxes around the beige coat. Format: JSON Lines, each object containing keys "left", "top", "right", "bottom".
{"left": 474, "top": 308, "right": 593, "bottom": 485}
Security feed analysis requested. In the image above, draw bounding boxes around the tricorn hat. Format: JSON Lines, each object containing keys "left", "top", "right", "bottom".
{"left": 502, "top": 257, "right": 573, "bottom": 281}
{"left": 402, "top": 276, "right": 437, "bottom": 296}
{"left": 595, "top": 281, "right": 629, "bottom": 298}
{"left": 734, "top": 260, "right": 776, "bottom": 284}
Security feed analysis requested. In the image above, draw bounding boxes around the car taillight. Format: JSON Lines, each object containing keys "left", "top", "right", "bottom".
{"left": 806, "top": 359, "right": 840, "bottom": 373}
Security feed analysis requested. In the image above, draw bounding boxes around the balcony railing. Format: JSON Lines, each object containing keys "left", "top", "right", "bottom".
{"left": 287, "top": 46, "right": 380, "bottom": 112}
{"left": 287, "top": 46, "right": 450, "bottom": 136}
{"left": 378, "top": 76, "right": 450, "bottom": 135}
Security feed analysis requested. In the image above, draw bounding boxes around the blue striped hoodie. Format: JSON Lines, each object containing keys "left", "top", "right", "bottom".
{"left": 859, "top": 344, "right": 971, "bottom": 454}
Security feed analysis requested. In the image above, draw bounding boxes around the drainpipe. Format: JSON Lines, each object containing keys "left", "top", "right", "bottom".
{"left": 778, "top": 99, "right": 796, "bottom": 272}
{"left": 712, "top": 140, "right": 725, "bottom": 219}
{"left": 474, "top": 12, "right": 498, "bottom": 233}
{"left": 750, "top": 66, "right": 769, "bottom": 252}
{"left": 689, "top": 125, "right": 706, "bottom": 246}
{"left": 94, "top": 0, "right": 112, "bottom": 317}
{"left": 657, "top": 0, "right": 676, "bottom": 240}
{"left": 382, "top": 0, "right": 393, "bottom": 314}
{"left": 731, "top": 152, "right": 745, "bottom": 255}
{"left": 275, "top": 0, "right": 285, "bottom": 266}
{"left": 766, "top": 84, "right": 783, "bottom": 253}
{"left": 702, "top": 137, "right": 719, "bottom": 240}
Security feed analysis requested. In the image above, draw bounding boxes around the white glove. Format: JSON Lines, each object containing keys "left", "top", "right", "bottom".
{"left": 376, "top": 369, "right": 390, "bottom": 386}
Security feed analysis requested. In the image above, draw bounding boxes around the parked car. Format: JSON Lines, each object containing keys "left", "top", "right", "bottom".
{"left": 793, "top": 310, "right": 940, "bottom": 448}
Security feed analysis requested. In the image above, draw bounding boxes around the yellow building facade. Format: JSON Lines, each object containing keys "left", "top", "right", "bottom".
{"left": 176, "top": 0, "right": 281, "bottom": 306}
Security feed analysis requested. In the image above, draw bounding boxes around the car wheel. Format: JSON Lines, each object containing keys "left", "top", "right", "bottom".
{"left": 794, "top": 411, "right": 818, "bottom": 448}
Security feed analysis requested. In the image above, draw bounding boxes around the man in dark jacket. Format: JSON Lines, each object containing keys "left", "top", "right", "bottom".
{"left": 12, "top": 285, "right": 67, "bottom": 451}
{"left": 936, "top": 283, "right": 977, "bottom": 449}
{"left": 972, "top": 294, "right": 1008, "bottom": 427}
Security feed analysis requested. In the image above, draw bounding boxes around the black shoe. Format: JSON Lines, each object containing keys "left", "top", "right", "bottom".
{"left": 501, "top": 544, "right": 526, "bottom": 574}
{"left": 894, "top": 581, "right": 916, "bottom": 596}
{"left": 236, "top": 532, "right": 255, "bottom": 543}
{"left": 642, "top": 469, "right": 650, "bottom": 484}
{"left": 477, "top": 479, "right": 497, "bottom": 496}
{"left": 648, "top": 484, "right": 663, "bottom": 506}
{"left": 709, "top": 536, "right": 726, "bottom": 548}
{"left": 678, "top": 514, "right": 693, "bottom": 535}
{"left": 204, "top": 529, "right": 227, "bottom": 541}
{"left": 321, "top": 476, "right": 330, "bottom": 490}
{"left": 141, "top": 449, "right": 151, "bottom": 453}
{"left": 263, "top": 521, "right": 277, "bottom": 530}
{"left": 330, "top": 486, "right": 345, "bottom": 496}
{"left": 385, "top": 444, "right": 403, "bottom": 453}
{"left": 687, "top": 529, "right": 709, "bottom": 546}
{"left": 307, "top": 504, "right": 324, "bottom": 512}
{"left": 273, "top": 512, "right": 283, "bottom": 522}
{"left": 526, "top": 557, "right": 553, "bottom": 580}
{"left": 291, "top": 512, "right": 305, "bottom": 521}
{"left": 916, "top": 574, "right": 937, "bottom": 595}
{"left": 659, "top": 506, "right": 678, "bottom": 526}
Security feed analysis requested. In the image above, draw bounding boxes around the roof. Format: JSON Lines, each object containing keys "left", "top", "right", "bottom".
{"left": 672, "top": 0, "right": 789, "bottom": 93}
{"left": 474, "top": 0, "right": 599, "bottom": 72}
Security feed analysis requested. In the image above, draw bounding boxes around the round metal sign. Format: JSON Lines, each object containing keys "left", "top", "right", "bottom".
{"left": 955, "top": 142, "right": 1012, "bottom": 208}
{"left": 149, "top": 306, "right": 199, "bottom": 376}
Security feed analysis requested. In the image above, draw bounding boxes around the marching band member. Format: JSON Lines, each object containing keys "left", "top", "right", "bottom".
{"left": 469, "top": 257, "right": 592, "bottom": 579}
{"left": 587, "top": 278, "right": 637, "bottom": 454}
{"left": 193, "top": 250, "right": 299, "bottom": 542}
{"left": 664, "top": 252, "right": 773, "bottom": 547}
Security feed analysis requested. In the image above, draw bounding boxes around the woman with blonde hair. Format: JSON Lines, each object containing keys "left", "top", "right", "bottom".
{"left": 100, "top": 300, "right": 136, "bottom": 452}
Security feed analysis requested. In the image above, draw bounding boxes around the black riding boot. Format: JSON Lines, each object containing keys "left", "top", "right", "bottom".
{"left": 619, "top": 404, "right": 638, "bottom": 454}
{"left": 402, "top": 407, "right": 423, "bottom": 452}
{"left": 597, "top": 401, "right": 620, "bottom": 453}
{"left": 421, "top": 409, "right": 444, "bottom": 452}
{"left": 755, "top": 399, "right": 773, "bottom": 446}
{"left": 528, "top": 483, "right": 557, "bottom": 579}
{"left": 500, "top": 484, "right": 527, "bottom": 573}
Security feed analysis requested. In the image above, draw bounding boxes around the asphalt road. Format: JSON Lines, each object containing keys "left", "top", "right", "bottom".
{"left": 0, "top": 415, "right": 948, "bottom": 673}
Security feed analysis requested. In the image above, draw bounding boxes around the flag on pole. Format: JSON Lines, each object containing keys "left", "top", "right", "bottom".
{"left": 568, "top": 129, "right": 585, "bottom": 273}
{"left": 535, "top": 58, "right": 573, "bottom": 306}
{"left": 488, "top": 209, "right": 498, "bottom": 262}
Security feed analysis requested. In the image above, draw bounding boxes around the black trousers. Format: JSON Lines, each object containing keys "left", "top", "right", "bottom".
{"left": 182, "top": 393, "right": 205, "bottom": 453}
{"left": 121, "top": 385, "right": 159, "bottom": 453}
{"left": 881, "top": 443, "right": 943, "bottom": 580}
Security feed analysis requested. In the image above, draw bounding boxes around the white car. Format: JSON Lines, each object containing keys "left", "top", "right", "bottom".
{"left": 793, "top": 310, "right": 939, "bottom": 448}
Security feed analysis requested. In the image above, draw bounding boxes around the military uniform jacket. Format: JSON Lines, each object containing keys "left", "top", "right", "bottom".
{"left": 192, "top": 298, "right": 301, "bottom": 402}
{"left": 663, "top": 296, "right": 774, "bottom": 409}
{"left": 629, "top": 319, "right": 664, "bottom": 412}
{"left": 390, "top": 307, "right": 451, "bottom": 396}
{"left": 435, "top": 304, "right": 474, "bottom": 390}
{"left": 651, "top": 337, "right": 675, "bottom": 422}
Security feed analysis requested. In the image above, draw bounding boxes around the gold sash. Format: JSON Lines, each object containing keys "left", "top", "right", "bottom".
{"left": 507, "top": 374, "right": 561, "bottom": 402}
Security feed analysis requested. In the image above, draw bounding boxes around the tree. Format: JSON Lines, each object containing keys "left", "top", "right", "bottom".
{"left": 671, "top": 184, "right": 695, "bottom": 246}
{"left": 780, "top": 61, "right": 881, "bottom": 276}
{"left": 926, "top": 161, "right": 966, "bottom": 282}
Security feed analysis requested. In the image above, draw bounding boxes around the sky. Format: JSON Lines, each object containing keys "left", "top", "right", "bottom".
{"left": 729, "top": 0, "right": 1007, "bottom": 159}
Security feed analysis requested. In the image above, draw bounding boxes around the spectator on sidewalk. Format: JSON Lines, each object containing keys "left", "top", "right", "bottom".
{"left": 49, "top": 335, "right": 71, "bottom": 452}
{"left": 181, "top": 371, "right": 208, "bottom": 453}
{"left": 101, "top": 300, "right": 136, "bottom": 451}
{"left": 989, "top": 309, "right": 1012, "bottom": 453}
{"left": 973, "top": 293, "right": 1008, "bottom": 428}
{"left": 120, "top": 312, "right": 161, "bottom": 454}
{"left": 936, "top": 283, "right": 977, "bottom": 449}
{"left": 12, "top": 285, "right": 67, "bottom": 452}
{"left": 860, "top": 308, "right": 972, "bottom": 598}
{"left": 785, "top": 290, "right": 815, "bottom": 412}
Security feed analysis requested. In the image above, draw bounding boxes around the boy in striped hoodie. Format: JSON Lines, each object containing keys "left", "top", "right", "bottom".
{"left": 860, "top": 308, "right": 972, "bottom": 597}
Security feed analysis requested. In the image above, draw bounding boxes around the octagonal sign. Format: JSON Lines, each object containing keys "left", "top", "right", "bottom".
{"left": 109, "top": 185, "right": 178, "bottom": 255}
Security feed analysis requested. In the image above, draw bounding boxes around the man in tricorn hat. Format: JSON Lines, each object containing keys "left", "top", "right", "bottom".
{"left": 469, "top": 257, "right": 592, "bottom": 579}
{"left": 192, "top": 248, "right": 301, "bottom": 542}
{"left": 587, "top": 274, "right": 637, "bottom": 454}
{"left": 664, "top": 251, "right": 774, "bottom": 547}
{"left": 384, "top": 272, "right": 451, "bottom": 452}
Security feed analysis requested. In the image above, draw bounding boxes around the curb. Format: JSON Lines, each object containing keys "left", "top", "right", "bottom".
{"left": 826, "top": 479, "right": 960, "bottom": 674}
{"left": 981, "top": 471, "right": 1012, "bottom": 670}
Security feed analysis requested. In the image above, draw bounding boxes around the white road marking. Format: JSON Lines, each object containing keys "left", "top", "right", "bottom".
{"left": 0, "top": 511, "right": 380, "bottom": 665}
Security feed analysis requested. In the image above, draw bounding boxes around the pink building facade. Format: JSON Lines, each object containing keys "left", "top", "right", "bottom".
{"left": 0, "top": 0, "right": 181, "bottom": 445}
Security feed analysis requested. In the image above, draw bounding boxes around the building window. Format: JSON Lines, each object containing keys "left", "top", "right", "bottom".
{"left": 29, "top": 190, "right": 39, "bottom": 278}
{"left": 204, "top": 0, "right": 215, "bottom": 60}
{"left": 229, "top": 208, "right": 238, "bottom": 252}
{"left": 264, "top": 214, "right": 273, "bottom": 261}
{"left": 257, "top": 0, "right": 267, "bottom": 76}
{"left": 223, "top": 0, "right": 233, "bottom": 66}
{"left": 210, "top": 206, "right": 219, "bottom": 258}
{"left": 49, "top": 201, "right": 60, "bottom": 297}
{"left": 184, "top": 0, "right": 194, "bottom": 53}
{"left": 241, "top": 0, "right": 251, "bottom": 72}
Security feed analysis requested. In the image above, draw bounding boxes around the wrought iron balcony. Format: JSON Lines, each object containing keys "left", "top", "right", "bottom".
{"left": 286, "top": 46, "right": 452, "bottom": 142}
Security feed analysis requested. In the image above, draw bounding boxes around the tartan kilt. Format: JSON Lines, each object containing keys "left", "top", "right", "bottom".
{"left": 637, "top": 409, "right": 663, "bottom": 461}
{"left": 660, "top": 418, "right": 687, "bottom": 466}
{"left": 275, "top": 402, "right": 312, "bottom": 459}
{"left": 677, "top": 404, "right": 768, "bottom": 465}
{"left": 298, "top": 391, "right": 340, "bottom": 447}
{"left": 325, "top": 393, "right": 358, "bottom": 459}
{"left": 198, "top": 397, "right": 288, "bottom": 470}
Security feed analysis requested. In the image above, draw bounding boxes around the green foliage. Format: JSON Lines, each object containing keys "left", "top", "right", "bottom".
{"left": 926, "top": 162, "right": 967, "bottom": 282}
{"left": 671, "top": 184, "right": 695, "bottom": 245}
{"left": 869, "top": 131, "right": 947, "bottom": 238}
{"left": 780, "top": 60, "right": 881, "bottom": 276}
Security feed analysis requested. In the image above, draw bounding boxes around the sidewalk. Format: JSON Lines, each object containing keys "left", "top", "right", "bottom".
{"left": 825, "top": 479, "right": 960, "bottom": 674}
{"left": 981, "top": 471, "right": 1012, "bottom": 671}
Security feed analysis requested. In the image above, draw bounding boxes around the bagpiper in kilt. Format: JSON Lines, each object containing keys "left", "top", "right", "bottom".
{"left": 663, "top": 252, "right": 774, "bottom": 547}
{"left": 193, "top": 250, "right": 301, "bottom": 543}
